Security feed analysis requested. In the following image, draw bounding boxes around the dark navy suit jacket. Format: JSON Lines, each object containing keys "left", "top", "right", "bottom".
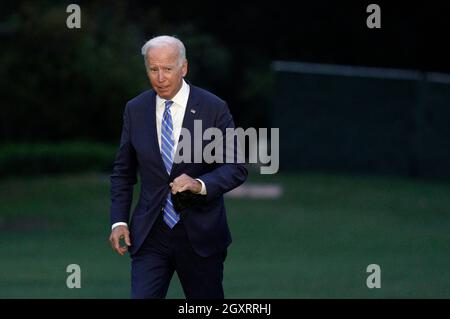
{"left": 110, "top": 85, "right": 248, "bottom": 257}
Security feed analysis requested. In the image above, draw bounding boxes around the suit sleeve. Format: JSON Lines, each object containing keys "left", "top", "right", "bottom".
{"left": 198, "top": 102, "right": 248, "bottom": 201}
{"left": 110, "top": 103, "right": 138, "bottom": 225}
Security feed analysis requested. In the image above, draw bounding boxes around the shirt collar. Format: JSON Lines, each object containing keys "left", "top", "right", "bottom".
{"left": 156, "top": 79, "right": 190, "bottom": 109}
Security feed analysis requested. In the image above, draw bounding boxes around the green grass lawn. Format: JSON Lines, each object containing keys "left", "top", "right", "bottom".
{"left": 0, "top": 171, "right": 449, "bottom": 298}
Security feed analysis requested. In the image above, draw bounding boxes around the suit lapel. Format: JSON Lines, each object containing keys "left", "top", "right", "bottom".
{"left": 170, "top": 86, "right": 202, "bottom": 178}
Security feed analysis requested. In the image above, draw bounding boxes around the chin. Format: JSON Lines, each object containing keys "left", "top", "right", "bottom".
{"left": 157, "top": 91, "right": 171, "bottom": 99}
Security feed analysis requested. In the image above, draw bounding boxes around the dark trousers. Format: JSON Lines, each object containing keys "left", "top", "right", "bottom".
{"left": 131, "top": 213, "right": 226, "bottom": 299}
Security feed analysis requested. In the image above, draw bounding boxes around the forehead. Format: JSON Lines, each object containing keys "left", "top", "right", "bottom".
{"left": 146, "top": 45, "right": 179, "bottom": 65}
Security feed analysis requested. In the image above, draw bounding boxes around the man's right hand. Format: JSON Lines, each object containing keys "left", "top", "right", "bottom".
{"left": 109, "top": 225, "right": 131, "bottom": 256}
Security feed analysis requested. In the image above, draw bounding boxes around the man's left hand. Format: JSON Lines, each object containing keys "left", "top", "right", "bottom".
{"left": 170, "top": 174, "right": 202, "bottom": 194}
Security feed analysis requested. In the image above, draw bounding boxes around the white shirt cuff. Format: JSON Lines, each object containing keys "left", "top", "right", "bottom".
{"left": 195, "top": 178, "right": 207, "bottom": 195}
{"left": 111, "top": 222, "right": 128, "bottom": 230}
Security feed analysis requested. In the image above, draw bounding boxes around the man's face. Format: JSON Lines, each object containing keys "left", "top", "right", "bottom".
{"left": 146, "top": 45, "right": 188, "bottom": 100}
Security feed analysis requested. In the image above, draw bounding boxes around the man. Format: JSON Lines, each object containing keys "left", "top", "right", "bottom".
{"left": 109, "top": 35, "right": 247, "bottom": 299}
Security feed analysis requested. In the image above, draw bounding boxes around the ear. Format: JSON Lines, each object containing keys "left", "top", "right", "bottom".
{"left": 182, "top": 60, "right": 188, "bottom": 77}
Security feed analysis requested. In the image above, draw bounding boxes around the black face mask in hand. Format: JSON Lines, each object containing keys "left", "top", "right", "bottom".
{"left": 171, "top": 191, "right": 206, "bottom": 212}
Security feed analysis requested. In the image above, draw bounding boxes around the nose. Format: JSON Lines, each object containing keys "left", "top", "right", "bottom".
{"left": 158, "top": 70, "right": 165, "bottom": 82}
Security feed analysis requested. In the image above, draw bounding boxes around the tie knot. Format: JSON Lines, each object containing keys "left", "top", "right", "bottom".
{"left": 165, "top": 100, "right": 174, "bottom": 110}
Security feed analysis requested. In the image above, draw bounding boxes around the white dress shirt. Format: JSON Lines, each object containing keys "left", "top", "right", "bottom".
{"left": 112, "top": 79, "right": 206, "bottom": 230}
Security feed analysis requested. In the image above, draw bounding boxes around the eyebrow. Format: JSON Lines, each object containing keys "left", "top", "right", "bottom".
{"left": 149, "top": 64, "right": 176, "bottom": 68}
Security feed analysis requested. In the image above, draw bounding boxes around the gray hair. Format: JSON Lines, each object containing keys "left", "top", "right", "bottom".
{"left": 141, "top": 35, "right": 186, "bottom": 69}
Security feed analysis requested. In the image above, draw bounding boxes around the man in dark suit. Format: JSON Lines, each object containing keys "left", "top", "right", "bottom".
{"left": 109, "top": 35, "right": 247, "bottom": 299}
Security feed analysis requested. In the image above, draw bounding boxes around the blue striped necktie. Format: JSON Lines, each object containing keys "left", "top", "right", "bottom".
{"left": 161, "top": 100, "right": 179, "bottom": 228}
